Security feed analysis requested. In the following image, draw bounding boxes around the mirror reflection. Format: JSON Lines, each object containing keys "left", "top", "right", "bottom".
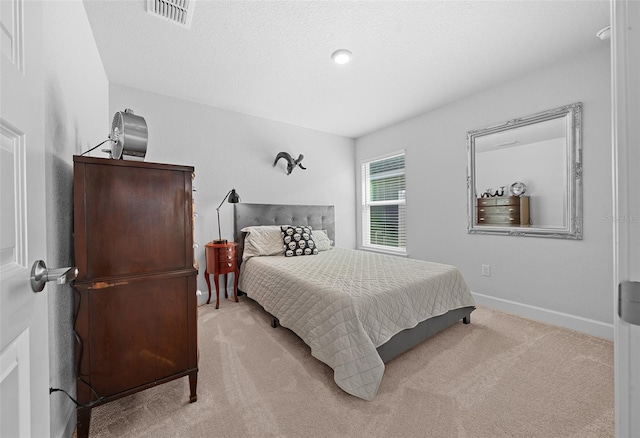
{"left": 467, "top": 102, "right": 582, "bottom": 239}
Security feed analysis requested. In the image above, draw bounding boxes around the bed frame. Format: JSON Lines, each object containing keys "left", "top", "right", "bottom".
{"left": 233, "top": 203, "right": 474, "bottom": 363}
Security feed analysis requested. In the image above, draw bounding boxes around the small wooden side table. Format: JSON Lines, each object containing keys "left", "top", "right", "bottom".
{"left": 204, "top": 242, "right": 239, "bottom": 309}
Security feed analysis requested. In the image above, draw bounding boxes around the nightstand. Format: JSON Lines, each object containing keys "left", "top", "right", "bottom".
{"left": 204, "top": 242, "right": 239, "bottom": 309}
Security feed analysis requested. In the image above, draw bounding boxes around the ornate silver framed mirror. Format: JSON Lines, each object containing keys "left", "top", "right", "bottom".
{"left": 466, "top": 102, "right": 582, "bottom": 239}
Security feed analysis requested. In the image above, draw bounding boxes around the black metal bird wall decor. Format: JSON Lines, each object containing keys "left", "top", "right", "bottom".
{"left": 273, "top": 151, "right": 307, "bottom": 175}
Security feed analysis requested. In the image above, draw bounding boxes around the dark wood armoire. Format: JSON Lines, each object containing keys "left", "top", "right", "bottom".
{"left": 72, "top": 156, "right": 198, "bottom": 437}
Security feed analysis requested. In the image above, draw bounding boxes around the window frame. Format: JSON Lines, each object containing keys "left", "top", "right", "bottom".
{"left": 360, "top": 150, "right": 407, "bottom": 256}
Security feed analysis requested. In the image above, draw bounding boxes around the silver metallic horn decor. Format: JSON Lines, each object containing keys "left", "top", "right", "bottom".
{"left": 273, "top": 152, "right": 306, "bottom": 175}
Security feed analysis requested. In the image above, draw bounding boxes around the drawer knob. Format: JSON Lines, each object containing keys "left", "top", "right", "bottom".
{"left": 227, "top": 263, "right": 232, "bottom": 267}
{"left": 509, "top": 218, "right": 515, "bottom": 221}
{"left": 479, "top": 218, "right": 485, "bottom": 221}
{"left": 479, "top": 209, "right": 485, "bottom": 212}
{"left": 509, "top": 208, "right": 514, "bottom": 212}
{"left": 227, "top": 247, "right": 232, "bottom": 252}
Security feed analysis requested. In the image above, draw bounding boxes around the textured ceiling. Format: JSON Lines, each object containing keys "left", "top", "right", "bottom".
{"left": 83, "top": 0, "right": 609, "bottom": 138}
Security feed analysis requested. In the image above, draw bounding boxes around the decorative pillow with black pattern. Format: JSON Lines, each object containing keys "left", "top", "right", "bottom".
{"left": 281, "top": 225, "right": 319, "bottom": 257}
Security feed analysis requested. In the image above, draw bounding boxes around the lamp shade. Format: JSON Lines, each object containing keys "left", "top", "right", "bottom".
{"left": 228, "top": 189, "right": 240, "bottom": 204}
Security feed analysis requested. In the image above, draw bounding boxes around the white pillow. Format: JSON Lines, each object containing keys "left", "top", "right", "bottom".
{"left": 241, "top": 225, "right": 286, "bottom": 261}
{"left": 313, "top": 229, "right": 333, "bottom": 251}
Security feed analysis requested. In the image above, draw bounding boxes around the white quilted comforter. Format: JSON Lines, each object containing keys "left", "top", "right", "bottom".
{"left": 238, "top": 247, "right": 475, "bottom": 400}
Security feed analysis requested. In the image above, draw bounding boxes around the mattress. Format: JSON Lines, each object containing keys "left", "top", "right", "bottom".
{"left": 238, "top": 247, "right": 475, "bottom": 400}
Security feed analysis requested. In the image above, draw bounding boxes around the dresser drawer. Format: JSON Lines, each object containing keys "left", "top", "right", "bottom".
{"left": 477, "top": 206, "right": 519, "bottom": 215}
{"left": 478, "top": 196, "right": 519, "bottom": 207}
{"left": 215, "top": 252, "right": 234, "bottom": 262}
{"left": 215, "top": 248, "right": 235, "bottom": 259}
{"left": 495, "top": 197, "right": 520, "bottom": 206}
{"left": 217, "top": 260, "right": 236, "bottom": 273}
{"left": 477, "top": 215, "right": 521, "bottom": 225}
{"left": 477, "top": 198, "right": 497, "bottom": 207}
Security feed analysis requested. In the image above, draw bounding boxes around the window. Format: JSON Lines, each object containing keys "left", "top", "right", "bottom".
{"left": 361, "top": 151, "right": 406, "bottom": 254}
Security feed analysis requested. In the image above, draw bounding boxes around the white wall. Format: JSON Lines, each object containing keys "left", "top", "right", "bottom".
{"left": 356, "top": 46, "right": 613, "bottom": 338}
{"left": 42, "top": 1, "right": 110, "bottom": 437}
{"left": 108, "top": 84, "right": 356, "bottom": 304}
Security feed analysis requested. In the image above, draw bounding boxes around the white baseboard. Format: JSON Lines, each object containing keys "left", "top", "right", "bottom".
{"left": 471, "top": 292, "right": 613, "bottom": 341}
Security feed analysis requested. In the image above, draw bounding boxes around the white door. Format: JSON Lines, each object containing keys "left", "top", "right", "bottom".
{"left": 0, "top": 0, "right": 50, "bottom": 437}
{"left": 611, "top": 1, "right": 640, "bottom": 437}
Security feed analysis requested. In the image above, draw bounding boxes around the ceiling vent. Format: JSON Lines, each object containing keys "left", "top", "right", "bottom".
{"left": 147, "top": 0, "right": 195, "bottom": 29}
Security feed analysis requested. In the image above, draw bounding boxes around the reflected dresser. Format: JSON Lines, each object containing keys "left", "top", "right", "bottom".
{"left": 477, "top": 196, "right": 530, "bottom": 226}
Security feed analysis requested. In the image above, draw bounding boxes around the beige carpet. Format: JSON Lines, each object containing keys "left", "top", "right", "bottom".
{"left": 83, "top": 299, "right": 614, "bottom": 438}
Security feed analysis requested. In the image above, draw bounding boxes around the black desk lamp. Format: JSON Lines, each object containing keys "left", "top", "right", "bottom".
{"left": 214, "top": 188, "right": 240, "bottom": 244}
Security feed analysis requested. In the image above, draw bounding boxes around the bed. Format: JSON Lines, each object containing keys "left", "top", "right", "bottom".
{"left": 233, "top": 203, "right": 475, "bottom": 400}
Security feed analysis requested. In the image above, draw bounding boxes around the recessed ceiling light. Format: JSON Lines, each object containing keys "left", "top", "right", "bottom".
{"left": 331, "top": 49, "right": 352, "bottom": 65}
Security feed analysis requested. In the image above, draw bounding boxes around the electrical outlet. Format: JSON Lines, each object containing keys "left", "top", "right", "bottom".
{"left": 482, "top": 264, "right": 491, "bottom": 277}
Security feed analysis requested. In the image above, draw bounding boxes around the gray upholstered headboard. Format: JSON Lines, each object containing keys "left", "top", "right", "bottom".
{"left": 233, "top": 203, "right": 335, "bottom": 268}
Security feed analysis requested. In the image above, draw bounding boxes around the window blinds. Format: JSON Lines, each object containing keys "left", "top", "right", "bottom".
{"left": 361, "top": 152, "right": 406, "bottom": 251}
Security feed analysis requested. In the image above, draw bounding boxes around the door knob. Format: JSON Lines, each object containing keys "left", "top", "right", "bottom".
{"left": 619, "top": 281, "right": 640, "bottom": 325}
{"left": 30, "top": 260, "right": 78, "bottom": 293}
